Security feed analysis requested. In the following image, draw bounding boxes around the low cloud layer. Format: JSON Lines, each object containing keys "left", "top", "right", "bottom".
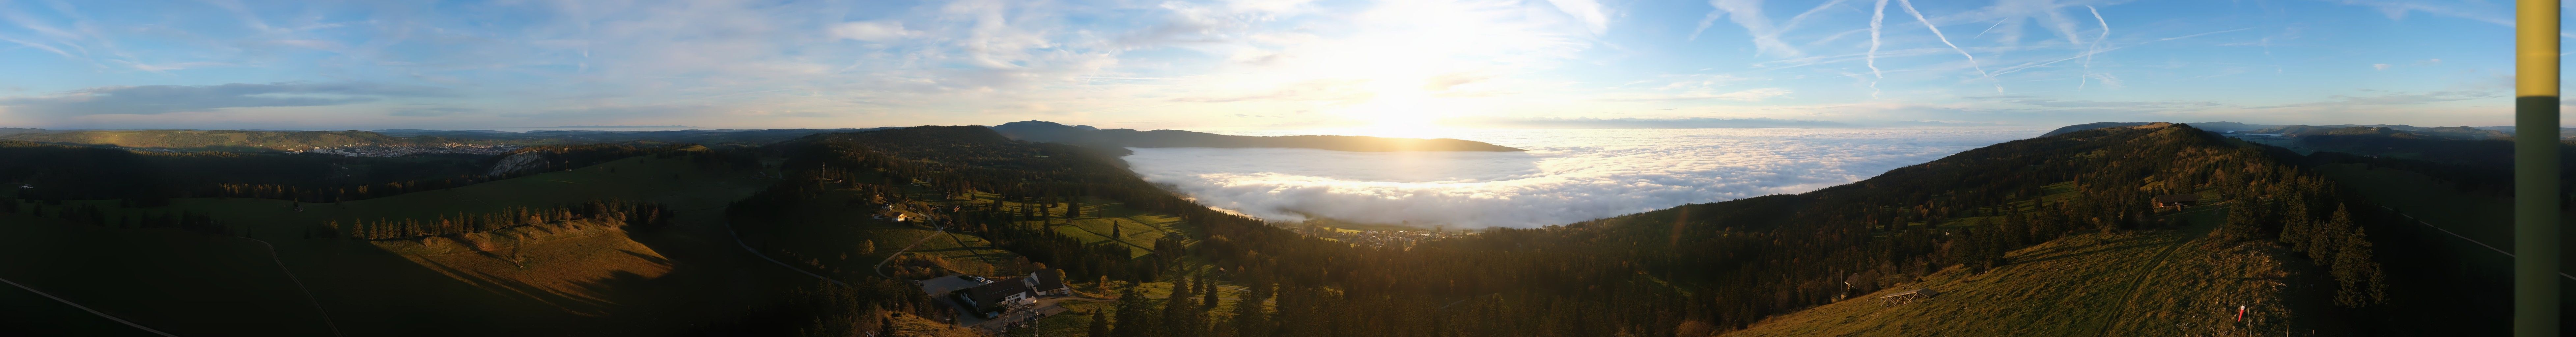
{"left": 3, "top": 82, "right": 454, "bottom": 116}
{"left": 1123, "top": 127, "right": 2045, "bottom": 228}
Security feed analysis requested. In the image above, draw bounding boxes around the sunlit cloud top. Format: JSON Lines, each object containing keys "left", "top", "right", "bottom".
{"left": 0, "top": 0, "right": 2557, "bottom": 130}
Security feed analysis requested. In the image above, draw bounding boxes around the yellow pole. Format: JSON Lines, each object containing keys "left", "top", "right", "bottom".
{"left": 2516, "top": 1, "right": 2561, "bottom": 336}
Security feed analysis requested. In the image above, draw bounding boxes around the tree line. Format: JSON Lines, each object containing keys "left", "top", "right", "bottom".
{"left": 0, "top": 197, "right": 235, "bottom": 236}
{"left": 0, "top": 141, "right": 716, "bottom": 204}
{"left": 327, "top": 200, "right": 674, "bottom": 240}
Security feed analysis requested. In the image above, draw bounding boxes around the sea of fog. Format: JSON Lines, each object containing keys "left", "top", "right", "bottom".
{"left": 1121, "top": 127, "right": 2052, "bottom": 228}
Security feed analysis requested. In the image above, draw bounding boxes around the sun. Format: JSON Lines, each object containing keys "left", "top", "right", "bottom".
{"left": 1330, "top": 92, "right": 1461, "bottom": 139}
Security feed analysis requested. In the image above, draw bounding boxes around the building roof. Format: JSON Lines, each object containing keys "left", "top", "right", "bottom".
{"left": 1031, "top": 269, "right": 1067, "bottom": 292}
{"left": 963, "top": 278, "right": 1033, "bottom": 311}
{"left": 2152, "top": 194, "right": 2201, "bottom": 203}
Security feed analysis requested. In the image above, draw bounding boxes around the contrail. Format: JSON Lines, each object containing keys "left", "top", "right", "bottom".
{"left": 2080, "top": 5, "right": 2109, "bottom": 91}
{"left": 1895, "top": 0, "right": 1998, "bottom": 93}
{"left": 1973, "top": 18, "right": 2007, "bottom": 39}
{"left": 1866, "top": 0, "right": 1887, "bottom": 96}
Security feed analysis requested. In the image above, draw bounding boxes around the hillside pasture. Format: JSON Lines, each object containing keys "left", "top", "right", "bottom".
{"left": 0, "top": 153, "right": 813, "bottom": 336}
{"left": 1721, "top": 209, "right": 2326, "bottom": 337}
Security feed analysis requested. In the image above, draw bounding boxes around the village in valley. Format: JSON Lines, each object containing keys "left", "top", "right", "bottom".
{"left": 290, "top": 143, "right": 521, "bottom": 157}
{"left": 1290, "top": 221, "right": 1472, "bottom": 250}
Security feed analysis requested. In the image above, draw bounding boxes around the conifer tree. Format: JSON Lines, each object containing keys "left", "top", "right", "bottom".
{"left": 1090, "top": 309, "right": 1111, "bottom": 337}
{"left": 1201, "top": 276, "right": 1220, "bottom": 312}
{"left": 1231, "top": 283, "right": 1270, "bottom": 337}
{"left": 2331, "top": 225, "right": 2389, "bottom": 307}
{"left": 1162, "top": 279, "right": 1198, "bottom": 337}
{"left": 1111, "top": 287, "right": 1158, "bottom": 337}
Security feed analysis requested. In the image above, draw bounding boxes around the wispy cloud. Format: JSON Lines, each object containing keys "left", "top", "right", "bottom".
{"left": 1895, "top": 0, "right": 1999, "bottom": 92}
{"left": 2078, "top": 5, "right": 2108, "bottom": 91}
{"left": 1866, "top": 0, "right": 1889, "bottom": 94}
{"left": 1694, "top": 0, "right": 1847, "bottom": 57}
{"left": 1546, "top": 0, "right": 1612, "bottom": 34}
{"left": 0, "top": 0, "right": 2543, "bottom": 129}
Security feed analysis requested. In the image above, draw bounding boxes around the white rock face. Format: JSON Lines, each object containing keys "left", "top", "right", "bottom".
{"left": 487, "top": 151, "right": 547, "bottom": 176}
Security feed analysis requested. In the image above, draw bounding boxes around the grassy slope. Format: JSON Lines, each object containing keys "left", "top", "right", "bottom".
{"left": 0, "top": 154, "right": 816, "bottom": 336}
{"left": 1720, "top": 204, "right": 2324, "bottom": 337}
{"left": 740, "top": 180, "right": 1235, "bottom": 336}
{"left": 740, "top": 175, "right": 1193, "bottom": 279}
{"left": 0, "top": 215, "right": 335, "bottom": 336}
{"left": 1027, "top": 273, "right": 1263, "bottom": 337}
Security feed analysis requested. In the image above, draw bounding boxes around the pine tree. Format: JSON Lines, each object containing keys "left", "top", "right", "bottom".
{"left": 881, "top": 316, "right": 897, "bottom": 337}
{"left": 1201, "top": 276, "right": 1220, "bottom": 312}
{"left": 2332, "top": 227, "right": 2389, "bottom": 307}
{"left": 1162, "top": 279, "right": 1198, "bottom": 337}
{"left": 1231, "top": 283, "right": 1270, "bottom": 337}
{"left": 2308, "top": 205, "right": 2353, "bottom": 263}
{"left": 1090, "top": 309, "right": 1112, "bottom": 337}
{"left": 1111, "top": 287, "right": 1158, "bottom": 337}
{"left": 2215, "top": 200, "right": 2256, "bottom": 242}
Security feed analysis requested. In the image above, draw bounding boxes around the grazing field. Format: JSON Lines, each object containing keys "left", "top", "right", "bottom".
{"left": 737, "top": 179, "right": 1196, "bottom": 279}
{"left": 0, "top": 153, "right": 821, "bottom": 336}
{"left": 1028, "top": 276, "right": 1261, "bottom": 337}
{"left": 0, "top": 215, "right": 336, "bottom": 336}
{"left": 1044, "top": 197, "right": 1188, "bottom": 258}
{"left": 1719, "top": 206, "right": 2331, "bottom": 337}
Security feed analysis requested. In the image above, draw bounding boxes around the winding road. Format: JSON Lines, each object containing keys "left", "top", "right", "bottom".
{"left": 237, "top": 237, "right": 343, "bottom": 337}
{"left": 0, "top": 276, "right": 181, "bottom": 337}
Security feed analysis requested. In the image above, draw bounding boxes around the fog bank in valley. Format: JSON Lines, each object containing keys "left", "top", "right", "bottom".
{"left": 1122, "top": 127, "right": 2046, "bottom": 228}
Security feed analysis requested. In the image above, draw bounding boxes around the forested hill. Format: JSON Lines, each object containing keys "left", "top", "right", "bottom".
{"left": 987, "top": 120, "right": 1525, "bottom": 152}
{"left": 1198, "top": 122, "right": 2427, "bottom": 337}
{"left": 755, "top": 122, "right": 2423, "bottom": 336}
{"left": 0, "top": 128, "right": 897, "bottom": 150}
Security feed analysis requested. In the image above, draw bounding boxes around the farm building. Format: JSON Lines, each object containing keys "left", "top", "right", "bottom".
{"left": 1878, "top": 288, "right": 1939, "bottom": 306}
{"left": 948, "top": 269, "right": 1074, "bottom": 318}
{"left": 956, "top": 279, "right": 1035, "bottom": 318}
{"left": 2152, "top": 194, "right": 2200, "bottom": 209}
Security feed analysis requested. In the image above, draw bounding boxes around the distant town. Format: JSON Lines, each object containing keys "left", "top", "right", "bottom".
{"left": 1293, "top": 225, "right": 1470, "bottom": 250}
{"left": 290, "top": 143, "right": 521, "bottom": 157}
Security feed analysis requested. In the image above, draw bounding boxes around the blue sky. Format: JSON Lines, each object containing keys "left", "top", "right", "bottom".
{"left": 0, "top": 0, "right": 2558, "bottom": 130}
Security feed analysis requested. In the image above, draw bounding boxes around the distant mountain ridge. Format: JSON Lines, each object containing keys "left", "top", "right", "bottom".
{"left": 2042, "top": 121, "right": 2565, "bottom": 140}
{"left": 986, "top": 120, "right": 1525, "bottom": 152}
{"left": 0, "top": 127, "right": 898, "bottom": 150}
{"left": 0, "top": 129, "right": 438, "bottom": 150}
{"left": 2038, "top": 121, "right": 2280, "bottom": 137}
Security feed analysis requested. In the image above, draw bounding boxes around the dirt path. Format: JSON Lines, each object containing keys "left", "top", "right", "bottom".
{"left": 723, "top": 222, "right": 848, "bottom": 287}
{"left": 874, "top": 225, "right": 950, "bottom": 278}
{"left": 2090, "top": 232, "right": 2190, "bottom": 337}
{"left": 0, "top": 276, "right": 180, "bottom": 337}
{"left": 2378, "top": 205, "right": 2576, "bottom": 280}
{"left": 238, "top": 237, "right": 343, "bottom": 337}
{"left": 2091, "top": 208, "right": 2228, "bottom": 337}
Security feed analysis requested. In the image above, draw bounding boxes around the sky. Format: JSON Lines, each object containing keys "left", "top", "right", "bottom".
{"left": 0, "top": 0, "right": 2561, "bottom": 130}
